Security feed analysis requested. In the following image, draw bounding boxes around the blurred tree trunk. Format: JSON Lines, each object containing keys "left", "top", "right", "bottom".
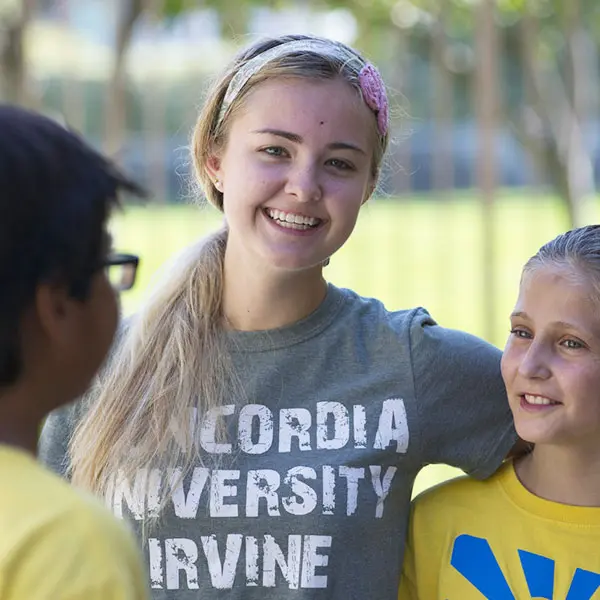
{"left": 106, "top": 0, "right": 145, "bottom": 154}
{"left": 475, "top": 0, "right": 499, "bottom": 343}
{"left": 431, "top": 0, "right": 453, "bottom": 191}
{"left": 512, "top": 0, "right": 597, "bottom": 227}
{"left": 0, "top": 0, "right": 33, "bottom": 105}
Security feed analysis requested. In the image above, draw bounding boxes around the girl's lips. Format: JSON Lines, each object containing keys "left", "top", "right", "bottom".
{"left": 519, "top": 394, "right": 561, "bottom": 413}
{"left": 262, "top": 208, "right": 325, "bottom": 237}
{"left": 264, "top": 206, "right": 324, "bottom": 224}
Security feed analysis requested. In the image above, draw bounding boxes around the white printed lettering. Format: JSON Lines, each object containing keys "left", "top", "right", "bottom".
{"left": 374, "top": 398, "right": 409, "bottom": 453}
{"left": 238, "top": 404, "right": 274, "bottom": 454}
{"left": 263, "top": 534, "right": 302, "bottom": 589}
{"left": 316, "top": 402, "right": 349, "bottom": 450}
{"left": 245, "top": 536, "right": 259, "bottom": 587}
{"left": 148, "top": 538, "right": 164, "bottom": 589}
{"left": 200, "top": 534, "right": 243, "bottom": 589}
{"left": 246, "top": 470, "right": 281, "bottom": 517}
{"left": 199, "top": 405, "right": 234, "bottom": 454}
{"left": 369, "top": 465, "right": 397, "bottom": 518}
{"left": 279, "top": 408, "right": 312, "bottom": 452}
{"left": 338, "top": 467, "right": 364, "bottom": 516}
{"left": 112, "top": 469, "right": 146, "bottom": 520}
{"left": 322, "top": 465, "right": 336, "bottom": 515}
{"left": 353, "top": 404, "right": 367, "bottom": 448}
{"left": 169, "top": 467, "right": 209, "bottom": 519}
{"left": 282, "top": 467, "right": 317, "bottom": 516}
{"left": 210, "top": 470, "right": 240, "bottom": 517}
{"left": 300, "top": 535, "right": 331, "bottom": 588}
{"left": 165, "top": 538, "right": 199, "bottom": 590}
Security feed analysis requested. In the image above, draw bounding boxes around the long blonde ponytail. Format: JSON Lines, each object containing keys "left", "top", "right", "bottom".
{"left": 69, "top": 227, "right": 232, "bottom": 502}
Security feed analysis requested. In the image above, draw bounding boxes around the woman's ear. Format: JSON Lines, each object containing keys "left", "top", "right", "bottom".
{"left": 205, "top": 154, "right": 222, "bottom": 190}
{"left": 362, "top": 181, "right": 376, "bottom": 205}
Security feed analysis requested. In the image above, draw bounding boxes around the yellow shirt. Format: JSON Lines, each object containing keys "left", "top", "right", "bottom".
{"left": 0, "top": 445, "right": 148, "bottom": 599}
{"left": 399, "top": 461, "right": 600, "bottom": 600}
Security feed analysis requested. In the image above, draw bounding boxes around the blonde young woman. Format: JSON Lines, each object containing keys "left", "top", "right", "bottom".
{"left": 39, "top": 34, "right": 517, "bottom": 600}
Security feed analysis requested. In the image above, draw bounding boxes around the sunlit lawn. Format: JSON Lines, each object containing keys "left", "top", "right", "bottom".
{"left": 110, "top": 190, "right": 577, "bottom": 494}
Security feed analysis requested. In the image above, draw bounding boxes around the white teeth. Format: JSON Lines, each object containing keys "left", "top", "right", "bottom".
{"left": 266, "top": 208, "right": 319, "bottom": 227}
{"left": 524, "top": 394, "right": 557, "bottom": 406}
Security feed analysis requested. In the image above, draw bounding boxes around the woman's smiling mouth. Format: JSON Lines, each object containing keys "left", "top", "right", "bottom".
{"left": 264, "top": 207, "right": 323, "bottom": 231}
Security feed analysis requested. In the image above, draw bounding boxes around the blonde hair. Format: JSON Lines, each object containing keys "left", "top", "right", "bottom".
{"left": 523, "top": 224, "right": 600, "bottom": 298}
{"left": 69, "top": 34, "right": 390, "bottom": 514}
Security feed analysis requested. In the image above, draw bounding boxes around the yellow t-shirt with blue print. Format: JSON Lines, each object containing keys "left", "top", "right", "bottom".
{"left": 399, "top": 460, "right": 600, "bottom": 600}
{"left": 0, "top": 445, "right": 148, "bottom": 599}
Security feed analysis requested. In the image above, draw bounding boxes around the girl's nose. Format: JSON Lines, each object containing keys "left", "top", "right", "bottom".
{"left": 518, "top": 342, "right": 552, "bottom": 380}
{"left": 284, "top": 164, "right": 322, "bottom": 203}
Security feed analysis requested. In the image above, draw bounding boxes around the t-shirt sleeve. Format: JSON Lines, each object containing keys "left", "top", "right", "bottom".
{"left": 398, "top": 490, "right": 445, "bottom": 600}
{"left": 6, "top": 507, "right": 148, "bottom": 600}
{"left": 408, "top": 308, "right": 516, "bottom": 478}
{"left": 38, "top": 398, "right": 85, "bottom": 479}
{"left": 39, "top": 317, "right": 133, "bottom": 478}
{"left": 398, "top": 516, "right": 418, "bottom": 600}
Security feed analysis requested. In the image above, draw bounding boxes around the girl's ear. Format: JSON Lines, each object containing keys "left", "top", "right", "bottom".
{"left": 363, "top": 181, "right": 376, "bottom": 205}
{"left": 205, "top": 154, "right": 222, "bottom": 184}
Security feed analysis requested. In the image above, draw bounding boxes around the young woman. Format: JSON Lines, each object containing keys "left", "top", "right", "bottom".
{"left": 40, "top": 35, "right": 516, "bottom": 599}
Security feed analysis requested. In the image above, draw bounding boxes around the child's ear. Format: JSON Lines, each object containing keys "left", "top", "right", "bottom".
{"left": 34, "top": 282, "right": 74, "bottom": 346}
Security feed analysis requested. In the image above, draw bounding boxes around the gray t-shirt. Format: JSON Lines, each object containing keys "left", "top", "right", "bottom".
{"left": 39, "top": 284, "right": 515, "bottom": 600}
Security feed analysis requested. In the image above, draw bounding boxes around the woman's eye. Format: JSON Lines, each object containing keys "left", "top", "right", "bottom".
{"left": 262, "top": 146, "right": 288, "bottom": 157}
{"left": 327, "top": 158, "right": 354, "bottom": 171}
{"left": 510, "top": 328, "right": 531, "bottom": 339}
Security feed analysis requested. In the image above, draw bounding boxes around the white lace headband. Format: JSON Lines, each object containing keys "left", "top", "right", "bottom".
{"left": 216, "top": 39, "right": 389, "bottom": 136}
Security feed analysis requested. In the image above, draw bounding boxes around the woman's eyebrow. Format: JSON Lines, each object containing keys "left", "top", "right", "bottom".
{"left": 252, "top": 128, "right": 366, "bottom": 154}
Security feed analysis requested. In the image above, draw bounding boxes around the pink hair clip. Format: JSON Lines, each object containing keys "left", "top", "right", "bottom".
{"left": 359, "top": 63, "right": 389, "bottom": 137}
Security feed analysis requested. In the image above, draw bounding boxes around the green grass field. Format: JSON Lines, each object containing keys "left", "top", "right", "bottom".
{"left": 109, "top": 191, "right": 579, "bottom": 494}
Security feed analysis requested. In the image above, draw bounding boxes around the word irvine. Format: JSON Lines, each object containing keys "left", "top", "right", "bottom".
{"left": 109, "top": 398, "right": 409, "bottom": 591}
{"left": 149, "top": 533, "right": 334, "bottom": 591}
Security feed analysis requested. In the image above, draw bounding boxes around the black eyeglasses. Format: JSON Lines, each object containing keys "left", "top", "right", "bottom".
{"left": 104, "top": 253, "right": 140, "bottom": 292}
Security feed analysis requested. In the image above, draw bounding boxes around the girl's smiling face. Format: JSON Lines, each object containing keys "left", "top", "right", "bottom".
{"left": 207, "top": 76, "right": 377, "bottom": 272}
{"left": 501, "top": 264, "right": 600, "bottom": 448}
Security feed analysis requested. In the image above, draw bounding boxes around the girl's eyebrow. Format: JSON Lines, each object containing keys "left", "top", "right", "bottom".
{"left": 251, "top": 128, "right": 366, "bottom": 155}
{"left": 510, "top": 311, "right": 529, "bottom": 320}
{"left": 511, "top": 310, "right": 586, "bottom": 333}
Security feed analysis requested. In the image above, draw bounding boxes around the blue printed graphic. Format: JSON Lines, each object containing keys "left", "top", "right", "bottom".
{"left": 451, "top": 536, "right": 515, "bottom": 599}
{"left": 451, "top": 534, "right": 600, "bottom": 600}
{"left": 565, "top": 570, "right": 600, "bottom": 600}
{"left": 519, "top": 550, "right": 554, "bottom": 599}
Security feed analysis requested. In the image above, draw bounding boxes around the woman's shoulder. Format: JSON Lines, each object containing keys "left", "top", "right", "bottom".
{"left": 336, "top": 285, "right": 432, "bottom": 333}
{"left": 38, "top": 399, "right": 83, "bottom": 477}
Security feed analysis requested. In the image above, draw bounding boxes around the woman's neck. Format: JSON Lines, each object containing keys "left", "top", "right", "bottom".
{"left": 515, "top": 444, "right": 600, "bottom": 507}
{"left": 222, "top": 249, "right": 328, "bottom": 331}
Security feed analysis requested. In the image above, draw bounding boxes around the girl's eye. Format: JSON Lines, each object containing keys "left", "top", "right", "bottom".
{"left": 261, "top": 146, "right": 289, "bottom": 158}
{"left": 327, "top": 158, "right": 354, "bottom": 171}
{"left": 562, "top": 338, "right": 584, "bottom": 350}
{"left": 510, "top": 328, "right": 531, "bottom": 340}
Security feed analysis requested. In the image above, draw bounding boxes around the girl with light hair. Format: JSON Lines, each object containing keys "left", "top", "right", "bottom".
{"left": 40, "top": 34, "right": 516, "bottom": 599}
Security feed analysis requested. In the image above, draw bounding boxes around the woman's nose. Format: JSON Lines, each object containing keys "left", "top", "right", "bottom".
{"left": 284, "top": 164, "right": 322, "bottom": 203}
